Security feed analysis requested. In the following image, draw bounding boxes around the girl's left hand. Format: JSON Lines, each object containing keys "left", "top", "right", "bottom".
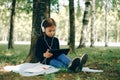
{"left": 43, "top": 49, "right": 53, "bottom": 58}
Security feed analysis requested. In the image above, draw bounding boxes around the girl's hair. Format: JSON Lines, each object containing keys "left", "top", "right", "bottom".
{"left": 42, "top": 18, "right": 56, "bottom": 28}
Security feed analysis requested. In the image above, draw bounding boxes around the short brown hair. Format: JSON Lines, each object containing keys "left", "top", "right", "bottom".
{"left": 42, "top": 18, "right": 56, "bottom": 28}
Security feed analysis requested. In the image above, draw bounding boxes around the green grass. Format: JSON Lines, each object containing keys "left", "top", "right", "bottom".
{"left": 0, "top": 44, "right": 120, "bottom": 80}
{"left": 0, "top": 44, "right": 29, "bottom": 65}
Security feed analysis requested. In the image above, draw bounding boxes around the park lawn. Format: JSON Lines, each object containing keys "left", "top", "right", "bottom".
{"left": 0, "top": 44, "right": 120, "bottom": 80}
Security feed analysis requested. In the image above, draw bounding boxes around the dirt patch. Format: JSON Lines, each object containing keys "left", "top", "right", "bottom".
{"left": 0, "top": 71, "right": 81, "bottom": 80}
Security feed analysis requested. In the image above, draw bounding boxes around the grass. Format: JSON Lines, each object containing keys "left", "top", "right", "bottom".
{"left": 0, "top": 44, "right": 120, "bottom": 80}
{"left": 0, "top": 44, "right": 29, "bottom": 66}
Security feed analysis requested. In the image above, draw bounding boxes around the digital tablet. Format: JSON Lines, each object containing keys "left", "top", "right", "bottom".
{"left": 49, "top": 48, "right": 70, "bottom": 56}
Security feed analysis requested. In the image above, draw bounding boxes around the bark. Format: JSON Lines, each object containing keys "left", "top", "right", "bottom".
{"left": 24, "top": 0, "right": 50, "bottom": 63}
{"left": 78, "top": 0, "right": 91, "bottom": 48}
{"left": 116, "top": 25, "right": 120, "bottom": 42}
{"left": 105, "top": 0, "right": 108, "bottom": 47}
{"left": 90, "top": 0, "right": 95, "bottom": 47}
{"left": 8, "top": 0, "right": 16, "bottom": 49}
{"left": 68, "top": 0, "right": 75, "bottom": 53}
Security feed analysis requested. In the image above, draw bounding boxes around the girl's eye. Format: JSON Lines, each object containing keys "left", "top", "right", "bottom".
{"left": 49, "top": 30, "right": 52, "bottom": 32}
{"left": 49, "top": 30, "right": 55, "bottom": 32}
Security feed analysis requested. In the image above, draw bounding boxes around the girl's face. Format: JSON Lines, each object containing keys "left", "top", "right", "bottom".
{"left": 45, "top": 25, "right": 56, "bottom": 37}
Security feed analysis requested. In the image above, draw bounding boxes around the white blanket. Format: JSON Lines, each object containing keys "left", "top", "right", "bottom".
{"left": 4, "top": 62, "right": 103, "bottom": 76}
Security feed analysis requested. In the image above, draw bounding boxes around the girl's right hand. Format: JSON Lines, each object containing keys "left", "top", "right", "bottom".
{"left": 43, "top": 49, "right": 53, "bottom": 58}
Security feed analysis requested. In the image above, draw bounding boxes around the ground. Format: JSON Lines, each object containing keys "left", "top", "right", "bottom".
{"left": 0, "top": 45, "right": 120, "bottom": 80}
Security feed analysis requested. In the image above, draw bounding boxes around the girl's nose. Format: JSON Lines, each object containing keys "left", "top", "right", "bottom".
{"left": 51, "top": 31, "right": 55, "bottom": 36}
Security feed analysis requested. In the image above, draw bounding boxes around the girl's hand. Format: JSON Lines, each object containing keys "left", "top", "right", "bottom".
{"left": 43, "top": 49, "right": 53, "bottom": 58}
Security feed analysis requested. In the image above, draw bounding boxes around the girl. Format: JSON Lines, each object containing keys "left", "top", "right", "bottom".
{"left": 35, "top": 18, "right": 88, "bottom": 72}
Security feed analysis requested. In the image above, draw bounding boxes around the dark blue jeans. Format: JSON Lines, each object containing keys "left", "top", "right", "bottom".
{"left": 50, "top": 54, "right": 71, "bottom": 68}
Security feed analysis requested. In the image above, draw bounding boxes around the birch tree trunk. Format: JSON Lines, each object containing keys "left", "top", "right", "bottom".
{"left": 90, "top": 0, "right": 95, "bottom": 47}
{"left": 105, "top": 0, "right": 108, "bottom": 47}
{"left": 116, "top": 24, "right": 120, "bottom": 42}
{"left": 78, "top": 0, "right": 91, "bottom": 48}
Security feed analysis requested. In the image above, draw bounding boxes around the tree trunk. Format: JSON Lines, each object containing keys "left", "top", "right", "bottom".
{"left": 68, "top": 0, "right": 75, "bottom": 53}
{"left": 76, "top": 0, "right": 81, "bottom": 20}
{"left": 24, "top": 0, "right": 50, "bottom": 63}
{"left": 105, "top": 0, "right": 108, "bottom": 47}
{"left": 116, "top": 24, "right": 120, "bottom": 42}
{"left": 8, "top": 0, "right": 16, "bottom": 49}
{"left": 90, "top": 0, "right": 95, "bottom": 47}
{"left": 78, "top": 0, "right": 91, "bottom": 48}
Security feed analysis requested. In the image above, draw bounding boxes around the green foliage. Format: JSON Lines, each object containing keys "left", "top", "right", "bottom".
{"left": 27, "top": 0, "right": 32, "bottom": 3}
{"left": 51, "top": 0, "right": 59, "bottom": 13}
{"left": 95, "top": 0, "right": 104, "bottom": 10}
{"left": 51, "top": 0, "right": 58, "bottom": 5}
{"left": 16, "top": 0, "right": 32, "bottom": 14}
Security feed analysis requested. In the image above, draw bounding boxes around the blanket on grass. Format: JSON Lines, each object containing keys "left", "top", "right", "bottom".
{"left": 4, "top": 62, "right": 103, "bottom": 76}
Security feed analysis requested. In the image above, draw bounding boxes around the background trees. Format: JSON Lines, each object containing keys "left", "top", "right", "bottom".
{"left": 0, "top": 0, "right": 120, "bottom": 55}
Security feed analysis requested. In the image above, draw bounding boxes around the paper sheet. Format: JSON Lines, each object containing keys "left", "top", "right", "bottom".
{"left": 4, "top": 62, "right": 103, "bottom": 76}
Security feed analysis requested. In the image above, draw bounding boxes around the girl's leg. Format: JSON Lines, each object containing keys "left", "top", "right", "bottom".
{"left": 49, "top": 59, "right": 67, "bottom": 68}
{"left": 57, "top": 54, "right": 71, "bottom": 66}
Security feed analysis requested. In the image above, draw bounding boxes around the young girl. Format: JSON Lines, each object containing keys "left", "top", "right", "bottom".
{"left": 35, "top": 18, "right": 88, "bottom": 72}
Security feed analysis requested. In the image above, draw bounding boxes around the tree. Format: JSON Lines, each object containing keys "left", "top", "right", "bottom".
{"left": 68, "top": 0, "right": 75, "bottom": 53}
{"left": 90, "top": 0, "right": 95, "bottom": 47}
{"left": 78, "top": 0, "right": 91, "bottom": 48}
{"left": 25, "top": 0, "right": 50, "bottom": 63}
{"left": 105, "top": 0, "right": 108, "bottom": 47}
{"left": 76, "top": 0, "right": 81, "bottom": 20}
{"left": 8, "top": 0, "right": 16, "bottom": 49}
